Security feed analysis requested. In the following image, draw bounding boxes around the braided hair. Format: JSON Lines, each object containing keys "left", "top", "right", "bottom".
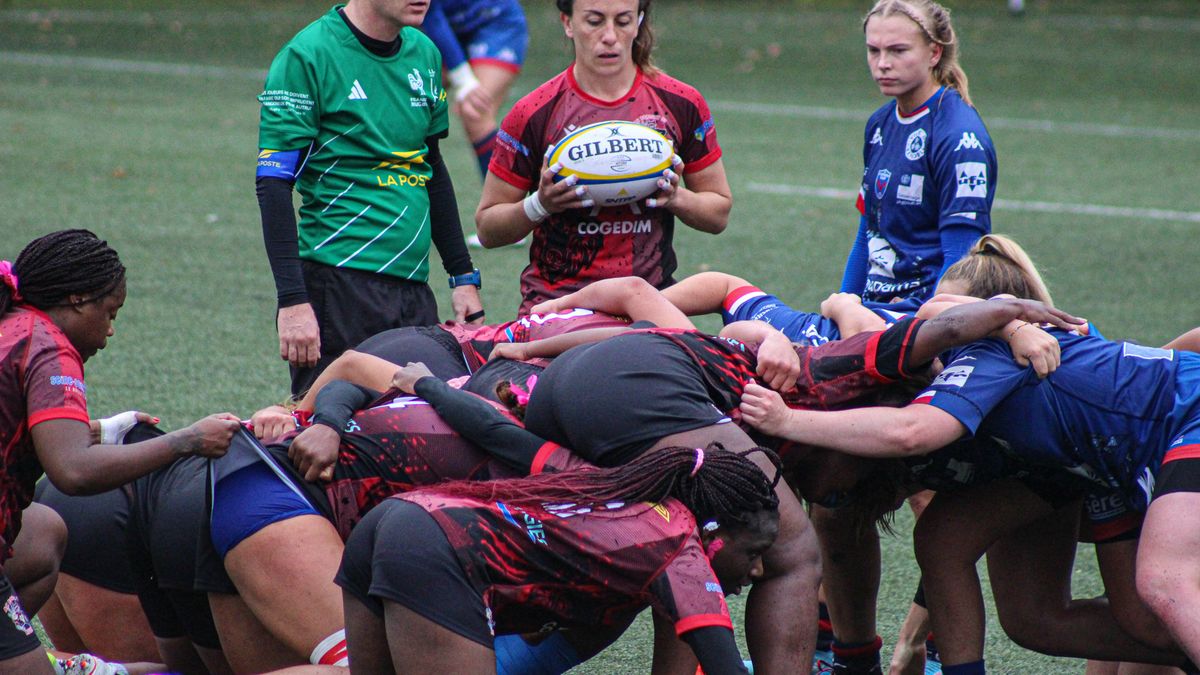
{"left": 427, "top": 442, "right": 781, "bottom": 531}
{"left": 0, "top": 230, "right": 125, "bottom": 316}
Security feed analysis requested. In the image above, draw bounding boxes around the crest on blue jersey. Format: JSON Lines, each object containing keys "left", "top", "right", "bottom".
{"left": 905, "top": 129, "right": 927, "bottom": 161}
{"left": 874, "top": 169, "right": 892, "bottom": 199}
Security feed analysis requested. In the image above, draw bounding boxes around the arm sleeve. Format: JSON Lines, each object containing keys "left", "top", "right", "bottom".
{"left": 682, "top": 626, "right": 750, "bottom": 675}
{"left": 413, "top": 377, "right": 546, "bottom": 472}
{"left": 426, "top": 136, "right": 474, "bottom": 277}
{"left": 419, "top": 4, "right": 467, "bottom": 71}
{"left": 310, "top": 381, "right": 381, "bottom": 435}
{"left": 935, "top": 222, "right": 980, "bottom": 283}
{"left": 839, "top": 215, "right": 869, "bottom": 294}
{"left": 257, "top": 176, "right": 308, "bottom": 307}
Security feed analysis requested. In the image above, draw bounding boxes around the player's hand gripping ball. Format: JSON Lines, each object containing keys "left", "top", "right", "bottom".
{"left": 548, "top": 121, "right": 674, "bottom": 208}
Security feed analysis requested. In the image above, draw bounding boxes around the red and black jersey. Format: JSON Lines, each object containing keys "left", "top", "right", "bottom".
{"left": 490, "top": 67, "right": 722, "bottom": 314}
{"left": 273, "top": 394, "right": 585, "bottom": 541}
{"left": 438, "top": 309, "right": 630, "bottom": 371}
{"left": 0, "top": 307, "right": 89, "bottom": 561}
{"left": 400, "top": 492, "right": 732, "bottom": 636}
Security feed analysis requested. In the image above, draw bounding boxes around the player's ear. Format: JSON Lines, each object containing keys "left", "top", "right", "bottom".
{"left": 561, "top": 12, "right": 574, "bottom": 39}
{"left": 929, "top": 42, "right": 943, "bottom": 69}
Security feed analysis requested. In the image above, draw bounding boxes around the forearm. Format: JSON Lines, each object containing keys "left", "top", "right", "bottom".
{"left": 765, "top": 407, "right": 932, "bottom": 458}
{"left": 310, "top": 380, "right": 378, "bottom": 433}
{"left": 718, "top": 320, "right": 779, "bottom": 350}
{"left": 682, "top": 626, "right": 749, "bottom": 675}
{"left": 908, "top": 299, "right": 1030, "bottom": 366}
{"left": 670, "top": 187, "right": 730, "bottom": 234}
{"left": 414, "top": 377, "right": 545, "bottom": 472}
{"left": 839, "top": 216, "right": 869, "bottom": 295}
{"left": 426, "top": 138, "right": 474, "bottom": 276}
{"left": 47, "top": 432, "right": 195, "bottom": 495}
{"left": 520, "top": 326, "right": 631, "bottom": 359}
{"left": 258, "top": 176, "right": 307, "bottom": 306}
{"left": 475, "top": 199, "right": 536, "bottom": 247}
{"left": 661, "top": 272, "right": 747, "bottom": 317}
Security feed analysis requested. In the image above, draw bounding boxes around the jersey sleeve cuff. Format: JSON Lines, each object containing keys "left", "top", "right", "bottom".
{"left": 682, "top": 148, "right": 722, "bottom": 175}
{"left": 29, "top": 408, "right": 91, "bottom": 428}
{"left": 529, "top": 442, "right": 562, "bottom": 476}
{"left": 675, "top": 614, "right": 733, "bottom": 636}
{"left": 489, "top": 164, "right": 534, "bottom": 193}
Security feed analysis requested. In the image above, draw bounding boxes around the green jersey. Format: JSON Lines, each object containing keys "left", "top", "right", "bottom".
{"left": 257, "top": 6, "right": 450, "bottom": 281}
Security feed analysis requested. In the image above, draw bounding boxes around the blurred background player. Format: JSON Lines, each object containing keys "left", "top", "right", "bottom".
{"left": 256, "top": 0, "right": 484, "bottom": 397}
{"left": 475, "top": 0, "right": 732, "bottom": 315}
{"left": 840, "top": 0, "right": 996, "bottom": 314}
{"left": 420, "top": 0, "right": 528, "bottom": 180}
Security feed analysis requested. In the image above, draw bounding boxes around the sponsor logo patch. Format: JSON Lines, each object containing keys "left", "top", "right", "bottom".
{"left": 954, "top": 162, "right": 988, "bottom": 199}
{"left": 869, "top": 127, "right": 883, "bottom": 145}
{"left": 896, "top": 174, "right": 924, "bottom": 205}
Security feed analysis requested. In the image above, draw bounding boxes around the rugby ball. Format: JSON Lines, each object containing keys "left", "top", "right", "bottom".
{"left": 548, "top": 121, "right": 674, "bottom": 208}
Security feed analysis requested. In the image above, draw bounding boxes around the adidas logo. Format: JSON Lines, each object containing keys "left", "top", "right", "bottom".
{"left": 348, "top": 79, "right": 368, "bottom": 100}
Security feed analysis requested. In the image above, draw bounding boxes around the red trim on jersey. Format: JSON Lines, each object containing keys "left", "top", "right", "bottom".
{"left": 675, "top": 613, "right": 734, "bottom": 636}
{"left": 468, "top": 57, "right": 521, "bottom": 74}
{"left": 1163, "top": 444, "right": 1200, "bottom": 465}
{"left": 566, "top": 65, "right": 644, "bottom": 107}
{"left": 894, "top": 319, "right": 921, "bottom": 379}
{"left": 1082, "top": 513, "right": 1142, "bottom": 544}
{"left": 682, "top": 147, "right": 722, "bottom": 174}
{"left": 28, "top": 408, "right": 89, "bottom": 428}
{"left": 856, "top": 187, "right": 866, "bottom": 215}
{"left": 529, "top": 442, "right": 562, "bottom": 476}
{"left": 315, "top": 637, "right": 348, "bottom": 666}
{"left": 912, "top": 391, "right": 935, "bottom": 405}
{"left": 488, "top": 162, "right": 534, "bottom": 192}
{"left": 722, "top": 286, "right": 764, "bottom": 313}
{"left": 863, "top": 331, "right": 890, "bottom": 383}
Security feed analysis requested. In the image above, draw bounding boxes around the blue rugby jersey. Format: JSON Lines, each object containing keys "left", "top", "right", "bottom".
{"left": 854, "top": 87, "right": 996, "bottom": 305}
{"left": 914, "top": 331, "right": 1195, "bottom": 511}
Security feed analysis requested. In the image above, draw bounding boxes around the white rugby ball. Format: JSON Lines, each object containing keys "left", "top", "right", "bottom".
{"left": 548, "top": 121, "right": 674, "bottom": 208}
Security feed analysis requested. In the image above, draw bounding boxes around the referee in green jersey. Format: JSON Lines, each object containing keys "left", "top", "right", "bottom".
{"left": 256, "top": 0, "right": 485, "bottom": 396}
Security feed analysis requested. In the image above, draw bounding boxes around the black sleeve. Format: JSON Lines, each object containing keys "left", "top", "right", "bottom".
{"left": 311, "top": 380, "right": 382, "bottom": 436}
{"left": 681, "top": 626, "right": 749, "bottom": 675}
{"left": 413, "top": 377, "right": 545, "bottom": 472}
{"left": 257, "top": 175, "right": 308, "bottom": 307}
{"left": 425, "top": 136, "right": 474, "bottom": 277}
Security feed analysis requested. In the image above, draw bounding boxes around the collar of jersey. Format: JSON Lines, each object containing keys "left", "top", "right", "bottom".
{"left": 567, "top": 65, "right": 644, "bottom": 107}
{"left": 893, "top": 86, "right": 943, "bottom": 125}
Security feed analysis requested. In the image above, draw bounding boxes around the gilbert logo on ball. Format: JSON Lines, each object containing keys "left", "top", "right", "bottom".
{"left": 549, "top": 121, "right": 674, "bottom": 207}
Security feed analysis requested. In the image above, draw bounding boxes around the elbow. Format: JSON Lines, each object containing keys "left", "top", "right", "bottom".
{"left": 472, "top": 213, "right": 508, "bottom": 249}
{"left": 884, "top": 417, "right": 936, "bottom": 457}
{"left": 46, "top": 468, "right": 92, "bottom": 497}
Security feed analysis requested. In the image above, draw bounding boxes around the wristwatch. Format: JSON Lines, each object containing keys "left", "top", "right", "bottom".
{"left": 448, "top": 269, "right": 482, "bottom": 289}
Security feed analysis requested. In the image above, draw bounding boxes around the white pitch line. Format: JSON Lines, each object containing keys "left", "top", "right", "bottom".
{"left": 745, "top": 183, "right": 1200, "bottom": 224}
{"left": 4, "top": 51, "right": 1200, "bottom": 143}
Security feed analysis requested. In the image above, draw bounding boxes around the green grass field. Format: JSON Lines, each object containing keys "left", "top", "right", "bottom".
{"left": 3, "top": 1, "right": 1199, "bottom": 672}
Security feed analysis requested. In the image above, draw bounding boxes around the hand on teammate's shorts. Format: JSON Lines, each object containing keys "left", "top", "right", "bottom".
{"left": 739, "top": 382, "right": 791, "bottom": 437}
{"left": 288, "top": 423, "right": 341, "bottom": 482}
{"left": 181, "top": 413, "right": 242, "bottom": 458}
{"left": 249, "top": 405, "right": 298, "bottom": 442}
{"left": 392, "top": 362, "right": 435, "bottom": 395}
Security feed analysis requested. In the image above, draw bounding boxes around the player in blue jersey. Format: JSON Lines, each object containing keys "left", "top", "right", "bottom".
{"left": 421, "top": 0, "right": 528, "bottom": 177}
{"left": 739, "top": 324, "right": 1200, "bottom": 673}
{"left": 840, "top": 0, "right": 997, "bottom": 313}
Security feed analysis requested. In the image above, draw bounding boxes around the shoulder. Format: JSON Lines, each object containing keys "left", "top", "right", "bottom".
{"left": 867, "top": 101, "right": 894, "bottom": 128}
{"left": 502, "top": 69, "right": 570, "bottom": 132}
{"left": 643, "top": 71, "right": 708, "bottom": 107}
{"left": 401, "top": 25, "right": 440, "bottom": 57}
{"left": 931, "top": 89, "right": 990, "bottom": 136}
{"left": 281, "top": 10, "right": 346, "bottom": 54}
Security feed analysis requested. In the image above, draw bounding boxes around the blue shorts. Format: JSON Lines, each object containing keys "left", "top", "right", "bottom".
{"left": 457, "top": 1, "right": 527, "bottom": 71}
{"left": 210, "top": 461, "right": 318, "bottom": 559}
{"left": 1154, "top": 352, "right": 1200, "bottom": 498}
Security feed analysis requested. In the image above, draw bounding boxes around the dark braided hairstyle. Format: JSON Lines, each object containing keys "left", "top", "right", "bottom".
{"left": 423, "top": 442, "right": 781, "bottom": 531}
{"left": 0, "top": 230, "right": 125, "bottom": 316}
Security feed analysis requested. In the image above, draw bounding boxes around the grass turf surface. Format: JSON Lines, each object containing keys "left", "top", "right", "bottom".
{"left": 2, "top": 1, "right": 1198, "bottom": 672}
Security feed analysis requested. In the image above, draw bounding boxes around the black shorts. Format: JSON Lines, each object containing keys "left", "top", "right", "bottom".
{"left": 1153, "top": 455, "right": 1200, "bottom": 498}
{"left": 127, "top": 453, "right": 221, "bottom": 648}
{"left": 354, "top": 325, "right": 470, "bottom": 381}
{"left": 336, "top": 499, "right": 492, "bottom": 648}
{"left": 0, "top": 574, "right": 42, "bottom": 660}
{"left": 34, "top": 479, "right": 136, "bottom": 594}
{"left": 290, "top": 261, "right": 440, "bottom": 396}
{"left": 523, "top": 333, "right": 728, "bottom": 467}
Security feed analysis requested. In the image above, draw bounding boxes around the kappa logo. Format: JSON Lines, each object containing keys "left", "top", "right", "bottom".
{"left": 870, "top": 127, "right": 883, "bottom": 145}
{"left": 347, "top": 79, "right": 367, "bottom": 100}
{"left": 954, "top": 132, "right": 982, "bottom": 151}
{"left": 905, "top": 128, "right": 927, "bottom": 161}
{"left": 954, "top": 162, "right": 988, "bottom": 199}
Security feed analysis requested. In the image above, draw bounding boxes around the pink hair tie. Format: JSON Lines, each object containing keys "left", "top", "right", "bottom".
{"left": 0, "top": 261, "right": 20, "bottom": 302}
{"left": 508, "top": 374, "right": 539, "bottom": 407}
{"left": 690, "top": 447, "right": 705, "bottom": 477}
